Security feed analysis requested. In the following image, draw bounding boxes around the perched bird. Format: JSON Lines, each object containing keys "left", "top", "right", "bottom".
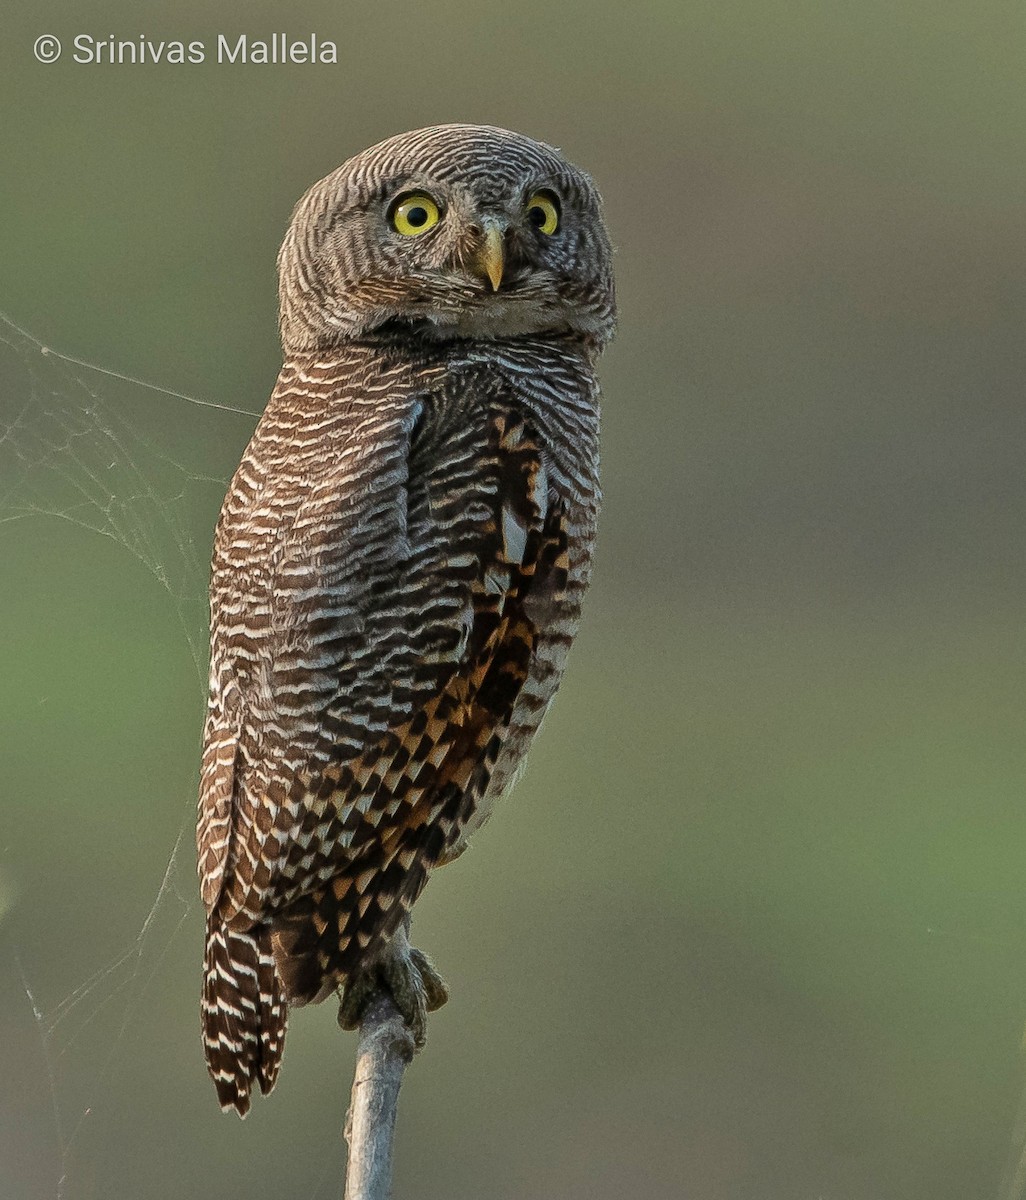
{"left": 197, "top": 123, "right": 616, "bottom": 1115}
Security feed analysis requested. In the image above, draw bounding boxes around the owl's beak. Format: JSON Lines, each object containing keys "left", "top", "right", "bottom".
{"left": 473, "top": 223, "right": 506, "bottom": 292}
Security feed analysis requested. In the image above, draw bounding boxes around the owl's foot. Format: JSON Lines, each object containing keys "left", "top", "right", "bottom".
{"left": 337, "top": 924, "right": 448, "bottom": 1048}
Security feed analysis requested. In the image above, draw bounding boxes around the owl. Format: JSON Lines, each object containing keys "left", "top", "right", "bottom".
{"left": 197, "top": 123, "right": 616, "bottom": 1115}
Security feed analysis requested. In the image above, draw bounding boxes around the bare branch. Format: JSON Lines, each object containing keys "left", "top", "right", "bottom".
{"left": 342, "top": 992, "right": 416, "bottom": 1200}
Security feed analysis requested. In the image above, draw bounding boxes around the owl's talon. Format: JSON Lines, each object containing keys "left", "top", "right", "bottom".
{"left": 337, "top": 932, "right": 448, "bottom": 1046}
{"left": 336, "top": 971, "right": 378, "bottom": 1032}
{"left": 409, "top": 948, "right": 449, "bottom": 1012}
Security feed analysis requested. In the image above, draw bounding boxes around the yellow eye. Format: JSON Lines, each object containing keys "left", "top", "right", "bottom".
{"left": 525, "top": 191, "right": 560, "bottom": 235}
{"left": 390, "top": 193, "right": 441, "bottom": 236}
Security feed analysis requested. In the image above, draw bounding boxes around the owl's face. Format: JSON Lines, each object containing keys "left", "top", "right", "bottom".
{"left": 277, "top": 125, "right": 615, "bottom": 353}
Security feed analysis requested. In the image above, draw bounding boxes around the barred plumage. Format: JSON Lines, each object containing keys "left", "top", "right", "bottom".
{"left": 198, "top": 125, "right": 615, "bottom": 1114}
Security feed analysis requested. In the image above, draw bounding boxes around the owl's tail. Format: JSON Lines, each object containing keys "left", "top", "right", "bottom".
{"left": 201, "top": 913, "right": 287, "bottom": 1116}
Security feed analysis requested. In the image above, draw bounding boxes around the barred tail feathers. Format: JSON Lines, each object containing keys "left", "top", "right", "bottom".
{"left": 202, "top": 915, "right": 287, "bottom": 1116}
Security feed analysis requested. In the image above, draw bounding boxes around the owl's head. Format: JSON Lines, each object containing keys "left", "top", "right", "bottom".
{"left": 277, "top": 124, "right": 615, "bottom": 354}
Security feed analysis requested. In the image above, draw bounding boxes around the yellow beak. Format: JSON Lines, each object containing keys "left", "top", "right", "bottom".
{"left": 475, "top": 225, "right": 505, "bottom": 291}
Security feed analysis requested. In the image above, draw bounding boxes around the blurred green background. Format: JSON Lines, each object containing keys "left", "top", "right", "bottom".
{"left": 2, "top": 2, "right": 1026, "bottom": 1198}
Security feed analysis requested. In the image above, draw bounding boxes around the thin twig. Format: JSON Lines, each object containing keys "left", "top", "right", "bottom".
{"left": 999, "top": 1063, "right": 1026, "bottom": 1200}
{"left": 343, "top": 993, "right": 416, "bottom": 1200}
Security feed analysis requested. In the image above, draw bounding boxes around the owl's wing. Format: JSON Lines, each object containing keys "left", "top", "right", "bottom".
{"left": 198, "top": 385, "right": 564, "bottom": 928}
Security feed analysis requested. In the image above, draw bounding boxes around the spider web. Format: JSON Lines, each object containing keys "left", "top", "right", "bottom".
{"left": 0, "top": 313, "right": 257, "bottom": 680}
{"left": 0, "top": 312, "right": 262, "bottom": 1199}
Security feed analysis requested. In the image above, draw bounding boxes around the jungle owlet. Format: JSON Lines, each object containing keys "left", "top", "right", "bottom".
{"left": 197, "top": 123, "right": 616, "bottom": 1115}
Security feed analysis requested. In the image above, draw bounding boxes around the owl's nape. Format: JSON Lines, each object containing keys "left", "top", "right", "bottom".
{"left": 198, "top": 124, "right": 614, "bottom": 1115}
